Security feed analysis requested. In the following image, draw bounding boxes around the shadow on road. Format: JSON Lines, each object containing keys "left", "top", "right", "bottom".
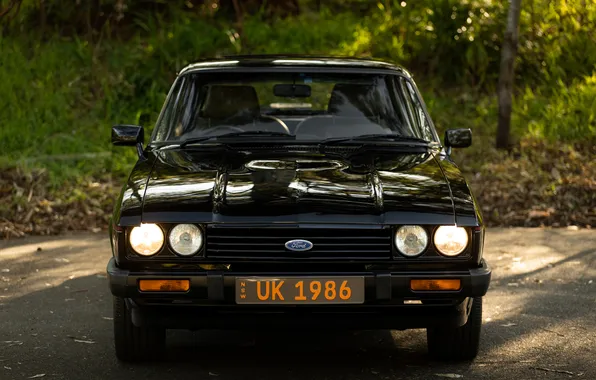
{"left": 1, "top": 229, "right": 595, "bottom": 379}
{"left": 0, "top": 274, "right": 477, "bottom": 380}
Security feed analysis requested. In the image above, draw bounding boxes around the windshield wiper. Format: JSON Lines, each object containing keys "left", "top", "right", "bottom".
{"left": 319, "top": 134, "right": 429, "bottom": 146}
{"left": 179, "top": 131, "right": 296, "bottom": 148}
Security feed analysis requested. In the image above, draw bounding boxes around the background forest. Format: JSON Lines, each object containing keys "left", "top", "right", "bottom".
{"left": 0, "top": 0, "right": 595, "bottom": 237}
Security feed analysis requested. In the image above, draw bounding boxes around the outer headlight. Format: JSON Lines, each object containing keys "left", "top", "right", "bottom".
{"left": 395, "top": 225, "right": 429, "bottom": 257}
{"left": 169, "top": 224, "right": 203, "bottom": 256}
{"left": 434, "top": 226, "right": 469, "bottom": 256}
{"left": 129, "top": 224, "right": 164, "bottom": 256}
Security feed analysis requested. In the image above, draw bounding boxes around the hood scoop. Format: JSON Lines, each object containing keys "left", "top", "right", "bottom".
{"left": 246, "top": 159, "right": 347, "bottom": 172}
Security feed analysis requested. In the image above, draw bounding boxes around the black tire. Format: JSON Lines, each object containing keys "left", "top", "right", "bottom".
{"left": 113, "top": 296, "right": 166, "bottom": 362}
{"left": 426, "top": 296, "right": 482, "bottom": 361}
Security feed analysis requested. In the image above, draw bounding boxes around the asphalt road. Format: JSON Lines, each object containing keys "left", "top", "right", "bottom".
{"left": 1, "top": 228, "right": 594, "bottom": 380}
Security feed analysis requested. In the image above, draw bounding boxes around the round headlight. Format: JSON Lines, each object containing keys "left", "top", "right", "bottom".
{"left": 395, "top": 225, "right": 428, "bottom": 257}
{"left": 434, "top": 226, "right": 469, "bottom": 256}
{"left": 169, "top": 224, "right": 203, "bottom": 256}
{"left": 129, "top": 224, "right": 164, "bottom": 256}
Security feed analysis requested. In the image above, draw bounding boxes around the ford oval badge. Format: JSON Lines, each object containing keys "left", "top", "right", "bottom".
{"left": 285, "top": 239, "right": 313, "bottom": 252}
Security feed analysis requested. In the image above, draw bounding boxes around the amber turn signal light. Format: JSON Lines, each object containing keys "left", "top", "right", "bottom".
{"left": 410, "top": 279, "right": 461, "bottom": 291}
{"left": 138, "top": 279, "right": 190, "bottom": 292}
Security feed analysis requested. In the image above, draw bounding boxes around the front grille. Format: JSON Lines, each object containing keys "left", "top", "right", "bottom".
{"left": 206, "top": 226, "right": 392, "bottom": 260}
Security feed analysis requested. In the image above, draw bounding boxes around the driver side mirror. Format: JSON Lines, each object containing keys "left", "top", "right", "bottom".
{"left": 112, "top": 124, "right": 145, "bottom": 160}
{"left": 444, "top": 128, "right": 472, "bottom": 154}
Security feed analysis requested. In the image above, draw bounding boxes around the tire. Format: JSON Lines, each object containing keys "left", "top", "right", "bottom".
{"left": 113, "top": 296, "right": 166, "bottom": 362}
{"left": 426, "top": 296, "right": 482, "bottom": 361}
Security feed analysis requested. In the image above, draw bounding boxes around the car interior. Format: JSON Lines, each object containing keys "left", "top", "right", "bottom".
{"left": 172, "top": 82, "right": 397, "bottom": 140}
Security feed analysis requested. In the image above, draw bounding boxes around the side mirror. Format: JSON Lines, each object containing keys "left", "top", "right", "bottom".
{"left": 112, "top": 125, "right": 145, "bottom": 160}
{"left": 444, "top": 128, "right": 472, "bottom": 154}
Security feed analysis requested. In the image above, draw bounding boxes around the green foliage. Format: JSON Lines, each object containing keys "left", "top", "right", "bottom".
{"left": 423, "top": 74, "right": 596, "bottom": 149}
{"left": 329, "top": 0, "right": 596, "bottom": 89}
{"left": 0, "top": 36, "right": 109, "bottom": 176}
{"left": 335, "top": 0, "right": 505, "bottom": 88}
{"left": 1, "top": 0, "right": 595, "bottom": 187}
{"left": 517, "top": 0, "right": 596, "bottom": 85}
{"left": 516, "top": 75, "right": 596, "bottom": 143}
{"left": 241, "top": 11, "right": 359, "bottom": 54}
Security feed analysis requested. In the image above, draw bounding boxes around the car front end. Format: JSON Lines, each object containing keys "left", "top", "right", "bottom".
{"left": 108, "top": 222, "right": 490, "bottom": 329}
{"left": 107, "top": 56, "right": 491, "bottom": 362}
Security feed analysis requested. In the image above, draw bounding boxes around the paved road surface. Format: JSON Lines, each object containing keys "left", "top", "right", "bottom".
{"left": 1, "top": 228, "right": 594, "bottom": 380}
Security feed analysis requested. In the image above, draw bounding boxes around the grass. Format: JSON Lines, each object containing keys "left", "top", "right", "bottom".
{"left": 0, "top": 6, "right": 594, "bottom": 188}
{"left": 0, "top": 36, "right": 111, "bottom": 185}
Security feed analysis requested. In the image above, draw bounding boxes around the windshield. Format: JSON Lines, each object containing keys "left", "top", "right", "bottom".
{"left": 152, "top": 71, "right": 437, "bottom": 143}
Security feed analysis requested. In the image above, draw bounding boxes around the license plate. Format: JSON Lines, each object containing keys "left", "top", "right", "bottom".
{"left": 235, "top": 277, "right": 365, "bottom": 304}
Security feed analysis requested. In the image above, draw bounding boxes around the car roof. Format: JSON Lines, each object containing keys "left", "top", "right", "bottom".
{"left": 178, "top": 54, "right": 411, "bottom": 76}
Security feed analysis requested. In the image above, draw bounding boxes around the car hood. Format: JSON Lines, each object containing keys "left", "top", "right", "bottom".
{"left": 117, "top": 148, "right": 477, "bottom": 226}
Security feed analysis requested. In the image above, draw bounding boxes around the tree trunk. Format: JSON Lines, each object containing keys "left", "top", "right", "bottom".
{"left": 496, "top": 0, "right": 522, "bottom": 150}
{"left": 39, "top": 0, "right": 45, "bottom": 36}
{"left": 231, "top": 0, "right": 243, "bottom": 30}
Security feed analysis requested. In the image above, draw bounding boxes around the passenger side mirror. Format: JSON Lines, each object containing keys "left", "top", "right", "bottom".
{"left": 112, "top": 125, "right": 146, "bottom": 160}
{"left": 444, "top": 128, "right": 472, "bottom": 154}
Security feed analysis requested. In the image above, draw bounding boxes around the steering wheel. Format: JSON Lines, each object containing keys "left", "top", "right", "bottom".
{"left": 259, "top": 115, "right": 291, "bottom": 134}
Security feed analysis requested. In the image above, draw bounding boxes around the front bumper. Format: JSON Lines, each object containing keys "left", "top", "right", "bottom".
{"left": 106, "top": 258, "right": 491, "bottom": 330}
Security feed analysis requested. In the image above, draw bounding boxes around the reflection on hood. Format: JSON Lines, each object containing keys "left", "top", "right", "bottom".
{"left": 123, "top": 148, "right": 475, "bottom": 225}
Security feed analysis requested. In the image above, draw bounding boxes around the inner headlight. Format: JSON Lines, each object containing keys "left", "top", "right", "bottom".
{"left": 169, "top": 224, "right": 203, "bottom": 256}
{"left": 129, "top": 224, "right": 164, "bottom": 256}
{"left": 434, "top": 226, "right": 469, "bottom": 256}
{"left": 395, "top": 225, "right": 428, "bottom": 257}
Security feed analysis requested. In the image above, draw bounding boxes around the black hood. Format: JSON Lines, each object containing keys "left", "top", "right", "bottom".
{"left": 118, "top": 148, "right": 477, "bottom": 226}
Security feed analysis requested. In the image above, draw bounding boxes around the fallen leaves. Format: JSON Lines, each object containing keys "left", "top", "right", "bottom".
{"left": 0, "top": 167, "right": 115, "bottom": 239}
{"left": 465, "top": 138, "right": 596, "bottom": 228}
{"left": 532, "top": 367, "right": 582, "bottom": 376}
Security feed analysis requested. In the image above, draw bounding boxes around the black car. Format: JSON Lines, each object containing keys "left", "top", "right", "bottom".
{"left": 108, "top": 55, "right": 491, "bottom": 362}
